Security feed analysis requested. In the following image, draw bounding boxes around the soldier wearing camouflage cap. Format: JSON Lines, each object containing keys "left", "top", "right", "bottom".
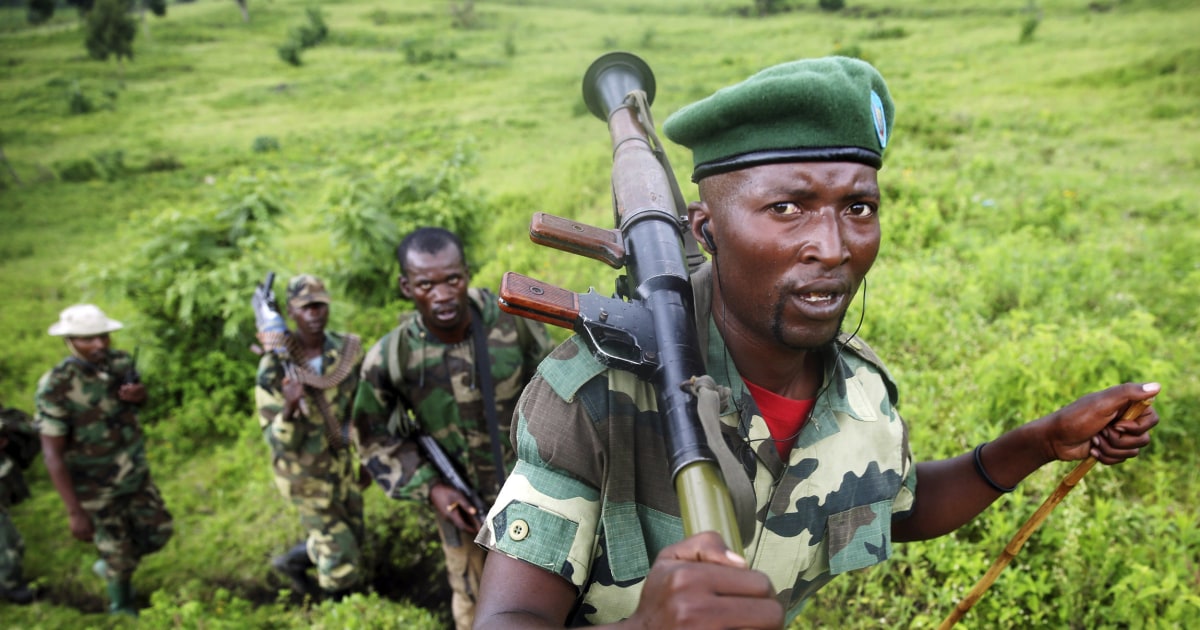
{"left": 350, "top": 227, "right": 552, "bottom": 630}
{"left": 254, "top": 274, "right": 366, "bottom": 601}
{"left": 0, "top": 402, "right": 39, "bottom": 605}
{"left": 472, "top": 57, "right": 1160, "bottom": 628}
{"left": 35, "top": 304, "right": 174, "bottom": 616}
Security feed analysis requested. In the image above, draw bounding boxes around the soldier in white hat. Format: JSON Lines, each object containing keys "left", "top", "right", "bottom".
{"left": 34, "top": 304, "right": 174, "bottom": 616}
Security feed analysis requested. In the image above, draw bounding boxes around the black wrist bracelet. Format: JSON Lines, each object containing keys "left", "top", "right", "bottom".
{"left": 973, "top": 442, "right": 1017, "bottom": 493}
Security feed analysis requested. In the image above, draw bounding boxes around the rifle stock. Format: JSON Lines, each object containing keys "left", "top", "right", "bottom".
{"left": 498, "top": 52, "right": 742, "bottom": 551}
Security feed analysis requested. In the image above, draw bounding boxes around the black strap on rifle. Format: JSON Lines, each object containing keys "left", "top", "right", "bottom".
{"left": 469, "top": 301, "right": 505, "bottom": 487}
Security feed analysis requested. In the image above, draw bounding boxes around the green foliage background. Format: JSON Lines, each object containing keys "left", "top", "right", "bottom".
{"left": 1, "top": 0, "right": 1197, "bottom": 627}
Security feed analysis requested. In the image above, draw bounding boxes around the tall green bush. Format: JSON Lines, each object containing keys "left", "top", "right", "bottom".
{"left": 319, "top": 144, "right": 485, "bottom": 305}
{"left": 85, "top": 0, "right": 137, "bottom": 65}
{"left": 98, "top": 172, "right": 290, "bottom": 451}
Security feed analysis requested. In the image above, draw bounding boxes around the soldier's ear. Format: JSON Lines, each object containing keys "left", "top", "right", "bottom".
{"left": 398, "top": 274, "right": 413, "bottom": 300}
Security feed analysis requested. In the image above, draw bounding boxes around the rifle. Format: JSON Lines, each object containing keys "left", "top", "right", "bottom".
{"left": 417, "top": 434, "right": 487, "bottom": 526}
{"left": 497, "top": 52, "right": 743, "bottom": 550}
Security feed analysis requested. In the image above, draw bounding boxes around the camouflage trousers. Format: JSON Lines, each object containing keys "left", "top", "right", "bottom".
{"left": 0, "top": 509, "right": 24, "bottom": 589}
{"left": 273, "top": 450, "right": 364, "bottom": 592}
{"left": 435, "top": 513, "right": 486, "bottom": 630}
{"left": 83, "top": 481, "right": 174, "bottom": 580}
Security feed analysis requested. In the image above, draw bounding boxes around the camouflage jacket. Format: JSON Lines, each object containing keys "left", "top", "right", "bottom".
{"left": 33, "top": 349, "right": 150, "bottom": 502}
{"left": 1, "top": 404, "right": 37, "bottom": 510}
{"left": 476, "top": 263, "right": 916, "bottom": 625}
{"left": 351, "top": 287, "right": 552, "bottom": 505}
{"left": 255, "top": 330, "right": 363, "bottom": 488}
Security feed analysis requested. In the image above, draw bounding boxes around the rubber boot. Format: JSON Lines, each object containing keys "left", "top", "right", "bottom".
{"left": 271, "top": 542, "right": 317, "bottom": 597}
{"left": 106, "top": 577, "right": 137, "bottom": 616}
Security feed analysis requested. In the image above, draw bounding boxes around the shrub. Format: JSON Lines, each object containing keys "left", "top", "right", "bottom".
{"left": 1019, "top": 2, "right": 1042, "bottom": 44}
{"left": 319, "top": 145, "right": 485, "bottom": 305}
{"left": 54, "top": 157, "right": 100, "bottom": 182}
{"left": 66, "top": 80, "right": 94, "bottom": 115}
{"left": 294, "top": 7, "right": 329, "bottom": 48}
{"left": 278, "top": 38, "right": 303, "bottom": 66}
{"left": 278, "top": 7, "right": 328, "bottom": 66}
{"left": 27, "top": 0, "right": 55, "bottom": 24}
{"left": 252, "top": 135, "right": 280, "bottom": 153}
{"left": 754, "top": 0, "right": 787, "bottom": 16}
{"left": 863, "top": 23, "right": 909, "bottom": 40}
{"left": 98, "top": 172, "right": 291, "bottom": 455}
{"left": 449, "top": 1, "right": 477, "bottom": 29}
{"left": 142, "top": 153, "right": 184, "bottom": 172}
{"left": 819, "top": 0, "right": 846, "bottom": 11}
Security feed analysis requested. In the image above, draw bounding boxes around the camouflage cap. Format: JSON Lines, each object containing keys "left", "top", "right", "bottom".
{"left": 662, "top": 56, "right": 894, "bottom": 181}
{"left": 47, "top": 304, "right": 124, "bottom": 337}
{"left": 287, "top": 274, "right": 331, "bottom": 309}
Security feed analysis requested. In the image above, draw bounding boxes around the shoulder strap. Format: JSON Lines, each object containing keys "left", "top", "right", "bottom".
{"left": 469, "top": 301, "right": 505, "bottom": 487}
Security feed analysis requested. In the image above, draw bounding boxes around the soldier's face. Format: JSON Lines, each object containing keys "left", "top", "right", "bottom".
{"left": 690, "top": 161, "right": 881, "bottom": 352}
{"left": 67, "top": 334, "right": 111, "bottom": 364}
{"left": 400, "top": 245, "right": 471, "bottom": 343}
{"left": 288, "top": 301, "right": 329, "bottom": 339}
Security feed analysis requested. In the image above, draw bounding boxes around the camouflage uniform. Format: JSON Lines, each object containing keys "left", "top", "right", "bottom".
{"left": 255, "top": 329, "right": 365, "bottom": 593}
{"left": 1, "top": 404, "right": 37, "bottom": 598}
{"left": 33, "top": 350, "right": 174, "bottom": 581}
{"left": 476, "top": 263, "right": 916, "bottom": 626}
{"left": 352, "top": 287, "right": 552, "bottom": 629}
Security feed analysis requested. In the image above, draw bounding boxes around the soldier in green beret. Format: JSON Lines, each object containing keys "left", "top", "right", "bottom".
{"left": 0, "top": 402, "right": 39, "bottom": 605}
{"left": 254, "top": 274, "right": 367, "bottom": 601}
{"left": 35, "top": 304, "right": 174, "bottom": 616}
{"left": 350, "top": 227, "right": 552, "bottom": 630}
{"left": 471, "top": 57, "right": 1161, "bottom": 628}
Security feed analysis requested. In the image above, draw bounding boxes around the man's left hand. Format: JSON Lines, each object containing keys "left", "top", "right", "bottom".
{"left": 1041, "top": 382, "right": 1160, "bottom": 465}
{"left": 117, "top": 382, "right": 147, "bottom": 405}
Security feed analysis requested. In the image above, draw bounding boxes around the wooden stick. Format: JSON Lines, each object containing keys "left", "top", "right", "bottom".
{"left": 937, "top": 398, "right": 1154, "bottom": 630}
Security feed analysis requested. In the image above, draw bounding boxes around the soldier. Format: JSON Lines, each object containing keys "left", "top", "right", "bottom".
{"left": 1, "top": 403, "right": 39, "bottom": 605}
{"left": 351, "top": 227, "right": 552, "bottom": 630}
{"left": 35, "top": 304, "right": 174, "bottom": 616}
{"left": 471, "top": 57, "right": 1161, "bottom": 628}
{"left": 254, "top": 274, "right": 366, "bottom": 601}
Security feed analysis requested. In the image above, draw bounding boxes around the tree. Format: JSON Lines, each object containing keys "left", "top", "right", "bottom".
{"left": 85, "top": 0, "right": 137, "bottom": 77}
{"left": 27, "top": 0, "right": 56, "bottom": 24}
{"left": 143, "top": 0, "right": 166, "bottom": 18}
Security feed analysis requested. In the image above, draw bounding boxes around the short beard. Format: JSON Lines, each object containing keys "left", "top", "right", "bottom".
{"left": 770, "top": 296, "right": 845, "bottom": 353}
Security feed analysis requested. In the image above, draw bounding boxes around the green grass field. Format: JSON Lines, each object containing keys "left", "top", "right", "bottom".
{"left": 1, "top": 0, "right": 1197, "bottom": 627}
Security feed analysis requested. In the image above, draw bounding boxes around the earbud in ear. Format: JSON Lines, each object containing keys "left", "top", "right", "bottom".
{"left": 701, "top": 223, "right": 717, "bottom": 254}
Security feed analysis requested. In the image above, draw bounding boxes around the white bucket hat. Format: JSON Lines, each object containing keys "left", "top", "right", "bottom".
{"left": 48, "top": 304, "right": 124, "bottom": 337}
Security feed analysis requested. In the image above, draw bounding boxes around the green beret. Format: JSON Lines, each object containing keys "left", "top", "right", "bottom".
{"left": 663, "top": 56, "right": 894, "bottom": 181}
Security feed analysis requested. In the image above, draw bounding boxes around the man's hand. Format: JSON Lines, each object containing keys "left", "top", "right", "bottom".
{"left": 68, "top": 508, "right": 95, "bottom": 542}
{"left": 1040, "top": 382, "right": 1160, "bottom": 465}
{"left": 430, "top": 482, "right": 482, "bottom": 535}
{"left": 280, "top": 374, "right": 305, "bottom": 419}
{"left": 624, "top": 531, "right": 784, "bottom": 630}
{"left": 117, "top": 382, "right": 146, "bottom": 405}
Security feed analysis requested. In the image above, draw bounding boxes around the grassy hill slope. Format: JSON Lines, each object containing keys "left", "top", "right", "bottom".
{"left": 1, "top": 0, "right": 1197, "bottom": 627}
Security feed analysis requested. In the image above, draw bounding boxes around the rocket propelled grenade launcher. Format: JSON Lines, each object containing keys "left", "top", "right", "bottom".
{"left": 253, "top": 271, "right": 289, "bottom": 357}
{"left": 498, "top": 52, "right": 743, "bottom": 550}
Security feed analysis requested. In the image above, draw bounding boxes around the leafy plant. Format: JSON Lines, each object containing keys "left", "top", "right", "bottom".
{"left": 251, "top": 135, "right": 280, "bottom": 153}
{"left": 319, "top": 144, "right": 485, "bottom": 305}
{"left": 84, "top": 0, "right": 137, "bottom": 65}
{"left": 1019, "top": 2, "right": 1042, "bottom": 44}
{"left": 97, "top": 172, "right": 291, "bottom": 450}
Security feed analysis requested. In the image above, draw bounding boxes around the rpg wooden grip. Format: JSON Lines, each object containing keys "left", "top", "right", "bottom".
{"left": 530, "top": 212, "right": 625, "bottom": 269}
{"left": 499, "top": 272, "right": 580, "bottom": 330}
